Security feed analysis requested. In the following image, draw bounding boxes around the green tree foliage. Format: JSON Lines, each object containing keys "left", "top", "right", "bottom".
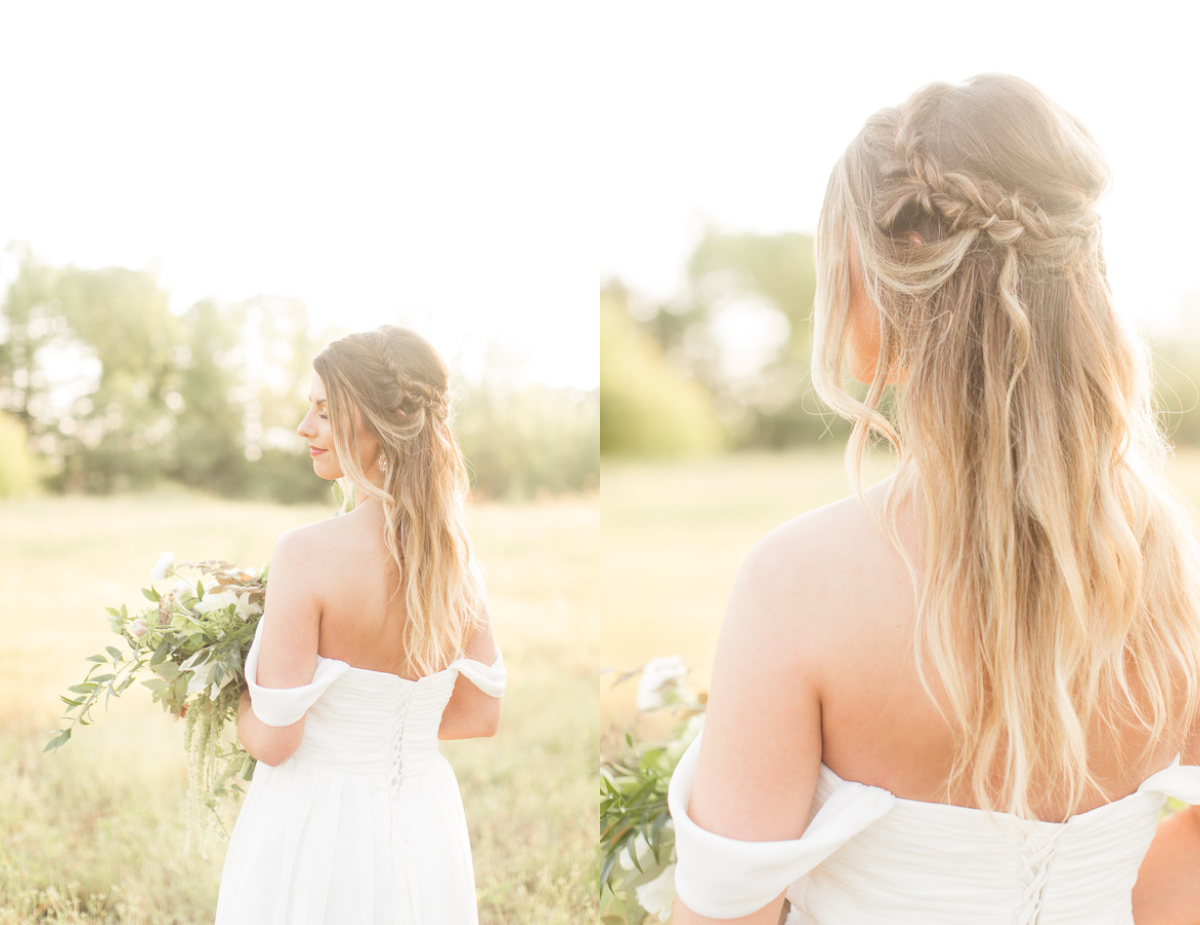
{"left": 0, "top": 244, "right": 595, "bottom": 501}
{"left": 170, "top": 298, "right": 249, "bottom": 495}
{"left": 0, "top": 412, "right": 38, "bottom": 498}
{"left": 601, "top": 285, "right": 722, "bottom": 456}
{"left": 633, "top": 225, "right": 838, "bottom": 448}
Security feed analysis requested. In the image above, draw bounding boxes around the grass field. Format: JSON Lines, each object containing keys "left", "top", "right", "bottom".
{"left": 600, "top": 446, "right": 1200, "bottom": 727}
{"left": 0, "top": 488, "right": 597, "bottom": 924}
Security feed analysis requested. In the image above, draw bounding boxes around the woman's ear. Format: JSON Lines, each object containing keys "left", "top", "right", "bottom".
{"left": 907, "top": 230, "right": 924, "bottom": 246}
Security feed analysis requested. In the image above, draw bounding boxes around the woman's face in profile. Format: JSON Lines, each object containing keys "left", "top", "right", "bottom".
{"left": 298, "top": 372, "right": 341, "bottom": 480}
{"left": 297, "top": 371, "right": 383, "bottom": 482}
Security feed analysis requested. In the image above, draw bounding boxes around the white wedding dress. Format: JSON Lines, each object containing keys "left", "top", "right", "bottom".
{"left": 669, "top": 733, "right": 1200, "bottom": 924}
{"left": 214, "top": 620, "right": 506, "bottom": 925}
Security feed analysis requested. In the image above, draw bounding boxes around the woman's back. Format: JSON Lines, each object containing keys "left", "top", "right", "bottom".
{"left": 295, "top": 504, "right": 421, "bottom": 679}
{"left": 667, "top": 475, "right": 1200, "bottom": 923}
{"left": 805, "top": 478, "right": 1182, "bottom": 821}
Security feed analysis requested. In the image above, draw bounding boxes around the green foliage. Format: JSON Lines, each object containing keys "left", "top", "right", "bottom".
{"left": 600, "top": 663, "right": 706, "bottom": 924}
{"left": 458, "top": 375, "right": 599, "bottom": 498}
{"left": 601, "top": 288, "right": 722, "bottom": 457}
{"left": 47, "top": 557, "right": 266, "bottom": 856}
{"left": 635, "top": 226, "right": 828, "bottom": 449}
{"left": 2, "top": 244, "right": 593, "bottom": 503}
{"left": 0, "top": 412, "right": 38, "bottom": 497}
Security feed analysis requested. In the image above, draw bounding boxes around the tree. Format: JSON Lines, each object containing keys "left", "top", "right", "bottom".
{"left": 600, "top": 284, "right": 721, "bottom": 457}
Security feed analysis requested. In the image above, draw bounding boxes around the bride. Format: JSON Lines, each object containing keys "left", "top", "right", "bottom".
{"left": 215, "top": 325, "right": 505, "bottom": 924}
{"left": 669, "top": 74, "right": 1200, "bottom": 924}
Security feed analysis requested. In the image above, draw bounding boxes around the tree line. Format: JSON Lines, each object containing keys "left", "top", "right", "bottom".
{"left": 0, "top": 242, "right": 597, "bottom": 501}
{"left": 602, "top": 225, "right": 1200, "bottom": 456}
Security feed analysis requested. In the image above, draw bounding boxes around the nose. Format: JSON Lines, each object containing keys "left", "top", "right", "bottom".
{"left": 297, "top": 410, "right": 315, "bottom": 440}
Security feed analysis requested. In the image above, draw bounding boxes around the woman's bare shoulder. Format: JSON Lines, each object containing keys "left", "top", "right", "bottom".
{"left": 731, "top": 480, "right": 911, "bottom": 662}
{"left": 267, "top": 512, "right": 371, "bottom": 595}
{"left": 747, "top": 481, "right": 899, "bottom": 593}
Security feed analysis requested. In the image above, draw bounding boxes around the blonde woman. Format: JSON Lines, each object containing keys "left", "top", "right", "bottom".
{"left": 669, "top": 75, "right": 1200, "bottom": 924}
{"left": 215, "top": 326, "right": 504, "bottom": 924}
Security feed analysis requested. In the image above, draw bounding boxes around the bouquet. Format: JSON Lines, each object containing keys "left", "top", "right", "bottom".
{"left": 45, "top": 552, "right": 268, "bottom": 856}
{"left": 600, "top": 657, "right": 706, "bottom": 924}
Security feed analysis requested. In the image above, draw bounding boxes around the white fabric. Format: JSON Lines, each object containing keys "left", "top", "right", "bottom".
{"left": 215, "top": 619, "right": 506, "bottom": 925}
{"left": 669, "top": 733, "right": 1200, "bottom": 924}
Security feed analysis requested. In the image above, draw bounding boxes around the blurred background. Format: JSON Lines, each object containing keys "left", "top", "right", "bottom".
{"left": 600, "top": 2, "right": 1200, "bottom": 725}
{"left": 0, "top": 5, "right": 594, "bottom": 924}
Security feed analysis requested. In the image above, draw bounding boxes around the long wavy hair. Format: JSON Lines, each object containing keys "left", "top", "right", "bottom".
{"left": 313, "top": 326, "right": 484, "bottom": 677}
{"left": 813, "top": 74, "right": 1200, "bottom": 818}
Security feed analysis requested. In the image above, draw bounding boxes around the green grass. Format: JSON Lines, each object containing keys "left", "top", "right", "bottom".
{"left": 0, "top": 489, "right": 597, "bottom": 924}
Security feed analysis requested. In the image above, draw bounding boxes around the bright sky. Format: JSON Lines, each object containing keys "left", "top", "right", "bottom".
{"left": 600, "top": 2, "right": 1200, "bottom": 337}
{"left": 0, "top": 3, "right": 594, "bottom": 389}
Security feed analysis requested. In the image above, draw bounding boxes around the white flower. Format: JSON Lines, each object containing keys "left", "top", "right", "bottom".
{"left": 130, "top": 618, "right": 148, "bottom": 637}
{"left": 666, "top": 713, "right": 705, "bottom": 763}
{"left": 635, "top": 863, "right": 676, "bottom": 920}
{"left": 617, "top": 833, "right": 651, "bottom": 871}
{"left": 636, "top": 655, "right": 688, "bottom": 711}
{"left": 194, "top": 589, "right": 241, "bottom": 615}
{"left": 151, "top": 551, "right": 174, "bottom": 582}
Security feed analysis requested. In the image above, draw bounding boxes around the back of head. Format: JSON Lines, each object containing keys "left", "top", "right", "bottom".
{"left": 315, "top": 325, "right": 482, "bottom": 676}
{"left": 814, "top": 74, "right": 1200, "bottom": 817}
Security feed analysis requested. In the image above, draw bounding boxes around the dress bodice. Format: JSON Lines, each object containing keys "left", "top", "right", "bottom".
{"left": 669, "top": 734, "right": 1200, "bottom": 924}
{"left": 218, "top": 619, "right": 505, "bottom": 925}
{"left": 244, "top": 619, "right": 506, "bottom": 786}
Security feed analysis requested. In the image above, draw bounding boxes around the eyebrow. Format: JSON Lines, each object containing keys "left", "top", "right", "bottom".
{"left": 306, "top": 396, "right": 327, "bottom": 405}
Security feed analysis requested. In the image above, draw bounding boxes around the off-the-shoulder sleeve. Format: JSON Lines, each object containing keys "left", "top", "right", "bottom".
{"left": 448, "top": 650, "right": 506, "bottom": 698}
{"left": 1138, "top": 757, "right": 1200, "bottom": 804}
{"left": 244, "top": 619, "right": 349, "bottom": 727}
{"left": 668, "top": 734, "right": 895, "bottom": 919}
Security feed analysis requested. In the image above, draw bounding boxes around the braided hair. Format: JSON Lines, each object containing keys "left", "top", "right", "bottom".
{"left": 313, "top": 326, "right": 484, "bottom": 677}
{"left": 813, "top": 74, "right": 1200, "bottom": 819}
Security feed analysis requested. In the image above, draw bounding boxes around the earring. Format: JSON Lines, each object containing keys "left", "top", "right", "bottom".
{"left": 377, "top": 452, "right": 388, "bottom": 473}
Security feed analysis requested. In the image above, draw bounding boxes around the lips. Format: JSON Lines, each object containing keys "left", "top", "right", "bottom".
{"left": 309, "top": 446, "right": 327, "bottom": 456}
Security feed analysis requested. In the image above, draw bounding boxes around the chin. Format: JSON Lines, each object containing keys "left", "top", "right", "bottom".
{"left": 312, "top": 460, "right": 343, "bottom": 481}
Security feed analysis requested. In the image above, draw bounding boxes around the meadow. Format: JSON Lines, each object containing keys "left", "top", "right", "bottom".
{"left": 0, "top": 489, "right": 597, "bottom": 924}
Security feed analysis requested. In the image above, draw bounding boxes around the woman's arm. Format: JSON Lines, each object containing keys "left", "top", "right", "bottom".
{"left": 236, "top": 528, "right": 324, "bottom": 766}
{"left": 1133, "top": 805, "right": 1200, "bottom": 925}
{"left": 672, "top": 526, "right": 827, "bottom": 925}
{"left": 438, "top": 616, "right": 502, "bottom": 740}
{"left": 1132, "top": 722, "right": 1200, "bottom": 925}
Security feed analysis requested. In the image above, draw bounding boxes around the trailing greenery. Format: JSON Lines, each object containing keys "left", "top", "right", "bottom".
{"left": 47, "top": 557, "right": 266, "bottom": 856}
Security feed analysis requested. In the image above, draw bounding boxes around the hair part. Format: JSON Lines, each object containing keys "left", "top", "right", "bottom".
{"left": 814, "top": 74, "right": 1200, "bottom": 818}
{"left": 313, "top": 325, "right": 484, "bottom": 677}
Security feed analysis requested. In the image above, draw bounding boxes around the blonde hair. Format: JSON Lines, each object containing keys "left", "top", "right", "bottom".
{"left": 814, "top": 74, "right": 1200, "bottom": 817}
{"left": 314, "top": 326, "right": 484, "bottom": 677}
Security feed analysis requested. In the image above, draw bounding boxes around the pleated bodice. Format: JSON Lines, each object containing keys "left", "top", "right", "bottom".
{"left": 669, "top": 733, "right": 1200, "bottom": 924}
